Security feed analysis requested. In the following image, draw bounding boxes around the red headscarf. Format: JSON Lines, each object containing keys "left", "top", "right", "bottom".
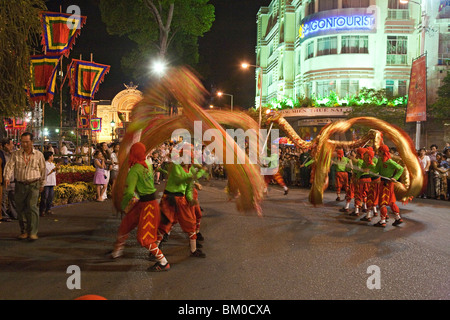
{"left": 379, "top": 144, "right": 391, "bottom": 163}
{"left": 365, "top": 149, "right": 375, "bottom": 165}
{"left": 357, "top": 148, "right": 367, "bottom": 158}
{"left": 128, "top": 142, "right": 148, "bottom": 169}
{"left": 336, "top": 149, "right": 344, "bottom": 160}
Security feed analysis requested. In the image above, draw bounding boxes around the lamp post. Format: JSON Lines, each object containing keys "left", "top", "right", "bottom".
{"left": 110, "top": 120, "right": 115, "bottom": 141}
{"left": 400, "top": 0, "right": 427, "bottom": 150}
{"left": 217, "top": 91, "right": 234, "bottom": 112}
{"left": 242, "top": 63, "right": 264, "bottom": 128}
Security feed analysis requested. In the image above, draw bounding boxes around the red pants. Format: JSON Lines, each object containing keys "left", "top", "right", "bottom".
{"left": 366, "top": 178, "right": 380, "bottom": 210}
{"left": 192, "top": 188, "right": 202, "bottom": 232}
{"left": 114, "top": 199, "right": 165, "bottom": 260}
{"left": 335, "top": 171, "right": 349, "bottom": 194}
{"left": 345, "top": 176, "right": 356, "bottom": 201}
{"left": 264, "top": 172, "right": 286, "bottom": 188}
{"left": 159, "top": 193, "right": 197, "bottom": 240}
{"left": 355, "top": 177, "right": 371, "bottom": 207}
{"left": 378, "top": 180, "right": 399, "bottom": 219}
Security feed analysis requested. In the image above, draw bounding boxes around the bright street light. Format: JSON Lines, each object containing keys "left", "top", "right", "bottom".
{"left": 152, "top": 59, "right": 167, "bottom": 76}
{"left": 217, "top": 91, "right": 234, "bottom": 112}
{"left": 241, "top": 62, "right": 264, "bottom": 128}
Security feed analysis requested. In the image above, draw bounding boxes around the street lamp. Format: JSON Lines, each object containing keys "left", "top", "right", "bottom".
{"left": 151, "top": 59, "right": 167, "bottom": 77}
{"left": 110, "top": 120, "right": 115, "bottom": 141}
{"left": 217, "top": 91, "right": 234, "bottom": 112}
{"left": 242, "top": 63, "right": 264, "bottom": 128}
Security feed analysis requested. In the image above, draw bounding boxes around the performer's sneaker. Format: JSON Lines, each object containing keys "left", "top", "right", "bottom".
{"left": 148, "top": 262, "right": 170, "bottom": 272}
{"left": 335, "top": 197, "right": 341, "bottom": 201}
{"left": 339, "top": 208, "right": 349, "bottom": 213}
{"left": 110, "top": 247, "right": 124, "bottom": 259}
{"left": 374, "top": 221, "right": 386, "bottom": 228}
{"left": 190, "top": 249, "right": 206, "bottom": 258}
{"left": 196, "top": 232, "right": 204, "bottom": 241}
{"left": 360, "top": 216, "right": 371, "bottom": 222}
{"left": 349, "top": 211, "right": 359, "bottom": 217}
{"left": 284, "top": 188, "right": 289, "bottom": 195}
{"left": 392, "top": 218, "right": 403, "bottom": 226}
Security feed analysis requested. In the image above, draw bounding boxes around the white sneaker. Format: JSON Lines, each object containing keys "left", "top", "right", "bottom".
{"left": 111, "top": 247, "right": 123, "bottom": 259}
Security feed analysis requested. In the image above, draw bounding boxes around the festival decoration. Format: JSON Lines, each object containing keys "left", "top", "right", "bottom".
{"left": 28, "top": 54, "right": 61, "bottom": 104}
{"left": 114, "top": 67, "right": 265, "bottom": 216}
{"left": 39, "top": 11, "right": 87, "bottom": 57}
{"left": 266, "top": 111, "right": 423, "bottom": 205}
{"left": 68, "top": 59, "right": 110, "bottom": 109}
{"left": 90, "top": 118, "right": 102, "bottom": 132}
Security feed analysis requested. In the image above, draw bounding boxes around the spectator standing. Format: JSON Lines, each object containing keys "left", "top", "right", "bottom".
{"left": 417, "top": 147, "right": 430, "bottom": 198}
{"left": 100, "top": 142, "right": 112, "bottom": 200}
{"left": 110, "top": 143, "right": 120, "bottom": 192}
{"left": 427, "top": 144, "right": 439, "bottom": 198}
{"left": 81, "top": 143, "right": 89, "bottom": 164}
{"left": 3, "top": 132, "right": 46, "bottom": 240}
{"left": 1, "top": 138, "right": 17, "bottom": 221}
{"left": 39, "top": 151, "right": 58, "bottom": 216}
{"left": 93, "top": 150, "right": 108, "bottom": 202}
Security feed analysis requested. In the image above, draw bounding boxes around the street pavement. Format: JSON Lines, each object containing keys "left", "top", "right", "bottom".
{"left": 0, "top": 179, "right": 449, "bottom": 301}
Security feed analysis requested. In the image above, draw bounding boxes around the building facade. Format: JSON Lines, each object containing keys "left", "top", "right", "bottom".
{"left": 255, "top": 0, "right": 449, "bottom": 106}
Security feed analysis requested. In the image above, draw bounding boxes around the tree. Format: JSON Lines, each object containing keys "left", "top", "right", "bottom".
{"left": 429, "top": 71, "right": 450, "bottom": 121}
{"left": 0, "top": 0, "right": 47, "bottom": 117}
{"left": 99, "top": 0, "right": 215, "bottom": 80}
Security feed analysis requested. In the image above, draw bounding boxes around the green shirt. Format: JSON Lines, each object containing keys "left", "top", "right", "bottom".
{"left": 121, "top": 160, "right": 156, "bottom": 210}
{"left": 165, "top": 163, "right": 206, "bottom": 195}
{"left": 374, "top": 158, "right": 404, "bottom": 181}
{"left": 333, "top": 156, "right": 352, "bottom": 172}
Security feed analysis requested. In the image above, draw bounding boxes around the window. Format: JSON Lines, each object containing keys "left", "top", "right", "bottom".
{"left": 341, "top": 36, "right": 368, "bottom": 54}
{"left": 386, "top": 80, "right": 394, "bottom": 97}
{"left": 388, "top": 0, "right": 408, "bottom": 9}
{"left": 387, "top": 36, "right": 408, "bottom": 65}
{"left": 318, "top": 0, "right": 337, "bottom": 12}
{"left": 398, "top": 80, "right": 408, "bottom": 96}
{"left": 342, "top": 0, "right": 370, "bottom": 8}
{"left": 307, "top": 0, "right": 315, "bottom": 16}
{"left": 306, "top": 41, "right": 314, "bottom": 60}
{"left": 317, "top": 80, "right": 336, "bottom": 98}
{"left": 387, "top": 0, "right": 409, "bottom": 19}
{"left": 306, "top": 82, "right": 313, "bottom": 98}
{"left": 341, "top": 80, "right": 359, "bottom": 97}
{"left": 317, "top": 36, "right": 337, "bottom": 56}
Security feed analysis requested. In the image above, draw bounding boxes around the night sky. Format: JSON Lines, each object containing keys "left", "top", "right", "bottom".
{"left": 45, "top": 0, "right": 272, "bottom": 109}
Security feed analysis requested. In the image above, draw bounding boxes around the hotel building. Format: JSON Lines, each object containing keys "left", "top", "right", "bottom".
{"left": 254, "top": 0, "right": 449, "bottom": 145}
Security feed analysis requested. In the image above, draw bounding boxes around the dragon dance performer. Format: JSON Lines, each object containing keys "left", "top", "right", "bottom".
{"left": 185, "top": 170, "right": 209, "bottom": 242}
{"left": 110, "top": 142, "right": 170, "bottom": 272}
{"left": 261, "top": 144, "right": 289, "bottom": 196}
{"left": 333, "top": 148, "right": 352, "bottom": 202}
{"left": 156, "top": 150, "right": 207, "bottom": 258}
{"left": 360, "top": 148, "right": 380, "bottom": 222}
{"left": 373, "top": 144, "right": 405, "bottom": 227}
{"left": 339, "top": 150, "right": 357, "bottom": 213}
{"left": 346, "top": 148, "right": 367, "bottom": 216}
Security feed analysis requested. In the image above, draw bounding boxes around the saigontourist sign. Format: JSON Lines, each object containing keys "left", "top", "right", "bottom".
{"left": 299, "top": 8, "right": 377, "bottom": 42}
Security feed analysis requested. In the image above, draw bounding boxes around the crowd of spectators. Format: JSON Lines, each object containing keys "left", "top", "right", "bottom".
{"left": 7, "top": 138, "right": 449, "bottom": 203}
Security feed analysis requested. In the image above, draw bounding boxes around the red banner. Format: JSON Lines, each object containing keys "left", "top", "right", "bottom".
{"left": 406, "top": 55, "right": 427, "bottom": 122}
{"left": 40, "top": 11, "right": 87, "bottom": 57}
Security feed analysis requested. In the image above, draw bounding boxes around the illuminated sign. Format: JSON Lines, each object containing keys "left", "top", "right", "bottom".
{"left": 299, "top": 9, "right": 376, "bottom": 41}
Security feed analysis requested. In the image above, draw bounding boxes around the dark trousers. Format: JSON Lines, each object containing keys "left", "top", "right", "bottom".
{"left": 15, "top": 182, "right": 40, "bottom": 235}
{"left": 39, "top": 186, "right": 55, "bottom": 213}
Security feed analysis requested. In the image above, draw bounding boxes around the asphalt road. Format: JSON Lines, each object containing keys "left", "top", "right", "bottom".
{"left": 0, "top": 179, "right": 449, "bottom": 301}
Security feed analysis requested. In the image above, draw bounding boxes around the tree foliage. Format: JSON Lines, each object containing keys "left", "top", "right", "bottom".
{"left": 0, "top": 0, "right": 47, "bottom": 117}
{"left": 429, "top": 71, "right": 450, "bottom": 121}
{"left": 99, "top": 0, "right": 215, "bottom": 80}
